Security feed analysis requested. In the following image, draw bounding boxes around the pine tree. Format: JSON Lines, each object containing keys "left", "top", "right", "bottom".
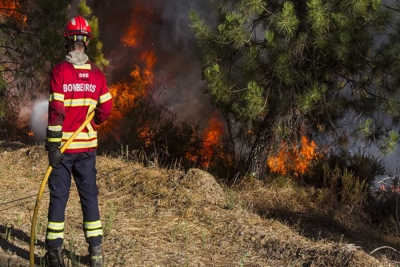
{"left": 77, "top": 0, "right": 108, "bottom": 71}
{"left": 0, "top": 0, "right": 69, "bottom": 139}
{"left": 190, "top": 0, "right": 400, "bottom": 177}
{"left": 0, "top": 0, "right": 108, "bottom": 140}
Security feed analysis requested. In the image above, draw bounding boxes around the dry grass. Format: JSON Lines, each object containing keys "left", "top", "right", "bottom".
{"left": 0, "top": 142, "right": 399, "bottom": 266}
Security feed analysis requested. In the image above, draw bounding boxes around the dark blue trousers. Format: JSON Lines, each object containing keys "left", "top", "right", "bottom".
{"left": 46, "top": 151, "right": 102, "bottom": 248}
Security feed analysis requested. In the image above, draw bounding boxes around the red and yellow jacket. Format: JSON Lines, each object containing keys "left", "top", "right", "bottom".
{"left": 47, "top": 60, "right": 112, "bottom": 153}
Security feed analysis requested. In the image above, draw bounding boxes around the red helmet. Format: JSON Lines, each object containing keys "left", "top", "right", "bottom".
{"left": 63, "top": 15, "right": 92, "bottom": 39}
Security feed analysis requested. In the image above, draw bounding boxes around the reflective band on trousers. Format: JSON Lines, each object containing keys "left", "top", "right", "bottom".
{"left": 47, "top": 221, "right": 65, "bottom": 230}
{"left": 92, "top": 255, "right": 103, "bottom": 260}
{"left": 46, "top": 232, "right": 64, "bottom": 240}
{"left": 84, "top": 220, "right": 103, "bottom": 239}
{"left": 85, "top": 229, "right": 103, "bottom": 238}
{"left": 84, "top": 220, "right": 102, "bottom": 229}
{"left": 47, "top": 221, "right": 65, "bottom": 240}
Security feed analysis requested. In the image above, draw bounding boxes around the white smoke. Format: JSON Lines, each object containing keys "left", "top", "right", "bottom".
{"left": 86, "top": 0, "right": 216, "bottom": 126}
{"left": 30, "top": 99, "right": 48, "bottom": 141}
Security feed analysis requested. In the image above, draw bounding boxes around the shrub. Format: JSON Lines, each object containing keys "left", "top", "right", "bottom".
{"left": 367, "top": 175, "right": 400, "bottom": 234}
{"left": 317, "top": 164, "right": 369, "bottom": 216}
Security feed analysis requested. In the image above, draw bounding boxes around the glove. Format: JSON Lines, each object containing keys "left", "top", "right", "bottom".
{"left": 48, "top": 148, "right": 64, "bottom": 168}
{"left": 45, "top": 127, "right": 64, "bottom": 168}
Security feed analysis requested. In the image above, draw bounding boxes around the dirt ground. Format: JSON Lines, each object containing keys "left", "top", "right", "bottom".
{"left": 0, "top": 142, "right": 399, "bottom": 267}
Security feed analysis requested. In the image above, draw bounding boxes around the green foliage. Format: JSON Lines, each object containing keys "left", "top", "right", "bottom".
{"left": 275, "top": 2, "right": 299, "bottom": 38}
{"left": 104, "top": 199, "right": 117, "bottom": 236}
{"left": 318, "top": 164, "right": 369, "bottom": 214}
{"left": 190, "top": 0, "right": 400, "bottom": 178}
{"left": 77, "top": 0, "right": 109, "bottom": 70}
{"left": 359, "top": 118, "right": 373, "bottom": 139}
{"left": 0, "top": 0, "right": 107, "bottom": 140}
{"left": 368, "top": 176, "right": 400, "bottom": 234}
{"left": 300, "top": 83, "right": 327, "bottom": 112}
{"left": 188, "top": 10, "right": 217, "bottom": 66}
{"left": 234, "top": 81, "right": 265, "bottom": 121}
{"left": 339, "top": 168, "right": 368, "bottom": 204}
{"left": 325, "top": 150, "right": 385, "bottom": 184}
{"left": 203, "top": 64, "right": 231, "bottom": 103}
{"left": 308, "top": 0, "right": 330, "bottom": 35}
{"left": 381, "top": 131, "right": 400, "bottom": 155}
{"left": 77, "top": 0, "right": 92, "bottom": 16}
{"left": 384, "top": 99, "right": 400, "bottom": 117}
{"left": 219, "top": 12, "right": 248, "bottom": 49}
{"left": 0, "top": 0, "right": 69, "bottom": 92}
{"left": 236, "top": 0, "right": 264, "bottom": 16}
{"left": 0, "top": 0, "right": 69, "bottom": 139}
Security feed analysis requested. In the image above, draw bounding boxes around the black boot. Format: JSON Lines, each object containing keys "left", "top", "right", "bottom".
{"left": 47, "top": 247, "right": 65, "bottom": 267}
{"left": 89, "top": 245, "right": 103, "bottom": 267}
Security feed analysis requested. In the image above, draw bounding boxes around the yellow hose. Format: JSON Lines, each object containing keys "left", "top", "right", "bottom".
{"left": 29, "top": 111, "right": 95, "bottom": 267}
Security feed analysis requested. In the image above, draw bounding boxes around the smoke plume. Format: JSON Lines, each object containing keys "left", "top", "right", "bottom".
{"left": 88, "top": 0, "right": 216, "bottom": 125}
{"left": 30, "top": 99, "right": 48, "bottom": 141}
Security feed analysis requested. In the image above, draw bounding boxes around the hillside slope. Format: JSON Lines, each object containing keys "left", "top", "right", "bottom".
{"left": 0, "top": 142, "right": 398, "bottom": 266}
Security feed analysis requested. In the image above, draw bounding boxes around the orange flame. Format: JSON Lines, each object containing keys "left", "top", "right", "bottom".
{"left": 186, "top": 117, "right": 226, "bottom": 168}
{"left": 245, "top": 130, "right": 254, "bottom": 135}
{"left": 380, "top": 183, "right": 400, "bottom": 194}
{"left": 122, "top": 5, "right": 154, "bottom": 47}
{"left": 100, "top": 66, "right": 150, "bottom": 135}
{"left": 267, "top": 135, "right": 320, "bottom": 176}
{"left": 122, "top": 5, "right": 157, "bottom": 85}
{"left": 138, "top": 123, "right": 152, "bottom": 147}
{"left": 0, "top": 0, "right": 16, "bottom": 14}
{"left": 0, "top": 0, "right": 26, "bottom": 23}
{"left": 102, "top": 3, "right": 158, "bottom": 135}
{"left": 201, "top": 117, "right": 223, "bottom": 167}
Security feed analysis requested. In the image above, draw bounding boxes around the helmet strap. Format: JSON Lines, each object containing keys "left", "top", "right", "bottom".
{"left": 65, "top": 37, "right": 89, "bottom": 52}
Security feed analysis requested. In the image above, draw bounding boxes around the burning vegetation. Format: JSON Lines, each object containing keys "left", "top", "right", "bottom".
{"left": 0, "top": 0, "right": 26, "bottom": 24}
{"left": 99, "top": 2, "right": 235, "bottom": 172}
{"left": 100, "top": 3, "right": 157, "bottom": 145}
{"left": 121, "top": 3, "right": 157, "bottom": 82}
{"left": 185, "top": 117, "right": 224, "bottom": 168}
{"left": 96, "top": 2, "right": 324, "bottom": 178}
{"left": 8, "top": 1, "right": 325, "bottom": 180}
{"left": 267, "top": 135, "right": 321, "bottom": 176}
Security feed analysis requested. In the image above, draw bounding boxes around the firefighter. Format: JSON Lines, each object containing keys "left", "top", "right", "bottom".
{"left": 45, "top": 15, "right": 112, "bottom": 267}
